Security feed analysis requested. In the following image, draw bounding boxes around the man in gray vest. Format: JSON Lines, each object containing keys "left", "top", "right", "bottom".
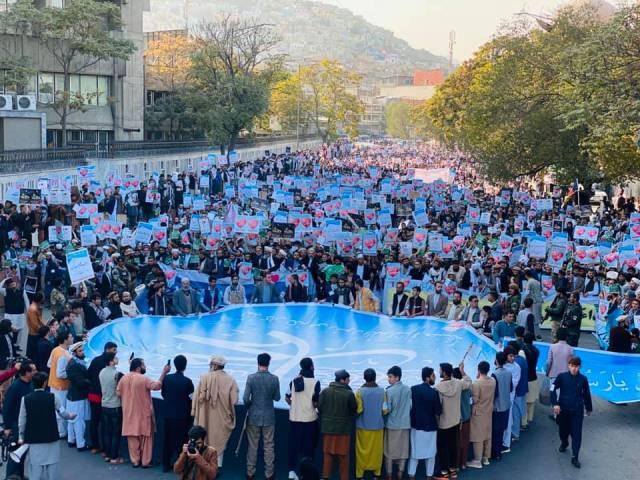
{"left": 19, "top": 371, "right": 76, "bottom": 480}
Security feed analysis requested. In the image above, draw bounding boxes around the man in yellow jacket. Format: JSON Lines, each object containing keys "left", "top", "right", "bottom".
{"left": 354, "top": 279, "right": 380, "bottom": 313}
{"left": 47, "top": 331, "right": 74, "bottom": 438}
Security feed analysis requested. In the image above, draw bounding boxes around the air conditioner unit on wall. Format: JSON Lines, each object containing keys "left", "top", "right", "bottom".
{"left": 0, "top": 95, "right": 13, "bottom": 111}
{"left": 15, "top": 95, "right": 37, "bottom": 111}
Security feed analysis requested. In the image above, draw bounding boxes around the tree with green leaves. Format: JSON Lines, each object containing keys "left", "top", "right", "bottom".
{"left": 384, "top": 102, "right": 415, "bottom": 139}
{"left": 417, "top": 3, "right": 640, "bottom": 185}
{"left": 298, "top": 60, "right": 364, "bottom": 142}
{"left": 0, "top": 0, "right": 135, "bottom": 146}
{"left": 189, "top": 15, "right": 283, "bottom": 154}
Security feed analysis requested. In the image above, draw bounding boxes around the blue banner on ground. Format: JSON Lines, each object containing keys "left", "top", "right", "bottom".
{"left": 86, "top": 304, "right": 498, "bottom": 408}
{"left": 86, "top": 304, "right": 640, "bottom": 406}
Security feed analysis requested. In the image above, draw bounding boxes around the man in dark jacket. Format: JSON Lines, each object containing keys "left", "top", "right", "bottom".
{"left": 408, "top": 366, "right": 442, "bottom": 479}
{"left": 66, "top": 342, "right": 91, "bottom": 451}
{"left": 19, "top": 372, "right": 76, "bottom": 479}
{"left": 2, "top": 360, "right": 36, "bottom": 478}
{"left": 161, "top": 355, "right": 195, "bottom": 473}
{"left": 608, "top": 316, "right": 632, "bottom": 353}
{"left": 87, "top": 341, "right": 118, "bottom": 454}
{"left": 545, "top": 288, "right": 568, "bottom": 343}
{"left": 318, "top": 369, "right": 357, "bottom": 480}
{"left": 562, "top": 293, "right": 583, "bottom": 347}
{"left": 551, "top": 356, "right": 593, "bottom": 469}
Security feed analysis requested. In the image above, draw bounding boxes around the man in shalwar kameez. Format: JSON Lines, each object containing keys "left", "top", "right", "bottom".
{"left": 192, "top": 356, "right": 239, "bottom": 471}
{"left": 117, "top": 358, "right": 169, "bottom": 467}
{"left": 355, "top": 368, "right": 388, "bottom": 480}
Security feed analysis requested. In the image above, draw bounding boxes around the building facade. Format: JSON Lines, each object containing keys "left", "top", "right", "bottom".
{"left": 0, "top": 0, "right": 149, "bottom": 149}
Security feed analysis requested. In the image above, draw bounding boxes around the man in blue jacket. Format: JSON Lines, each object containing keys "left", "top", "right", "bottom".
{"left": 551, "top": 356, "right": 593, "bottom": 469}
{"left": 408, "top": 366, "right": 442, "bottom": 480}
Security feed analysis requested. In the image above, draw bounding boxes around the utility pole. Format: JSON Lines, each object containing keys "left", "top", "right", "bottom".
{"left": 184, "top": 0, "right": 191, "bottom": 33}
{"left": 448, "top": 31, "right": 456, "bottom": 70}
{"left": 296, "top": 63, "right": 301, "bottom": 150}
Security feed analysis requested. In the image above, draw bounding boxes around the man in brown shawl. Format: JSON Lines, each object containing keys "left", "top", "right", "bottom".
{"left": 192, "top": 355, "right": 239, "bottom": 472}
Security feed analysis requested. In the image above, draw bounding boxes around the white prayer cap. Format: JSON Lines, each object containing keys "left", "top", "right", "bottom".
{"left": 69, "top": 342, "right": 84, "bottom": 354}
{"left": 210, "top": 355, "right": 226, "bottom": 366}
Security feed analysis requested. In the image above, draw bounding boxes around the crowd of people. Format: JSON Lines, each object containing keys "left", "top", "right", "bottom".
{"left": 0, "top": 139, "right": 634, "bottom": 478}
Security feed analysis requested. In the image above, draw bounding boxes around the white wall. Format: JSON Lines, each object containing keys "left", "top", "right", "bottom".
{"left": 0, "top": 139, "right": 322, "bottom": 199}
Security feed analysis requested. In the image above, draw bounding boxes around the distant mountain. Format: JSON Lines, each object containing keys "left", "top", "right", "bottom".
{"left": 144, "top": 0, "right": 450, "bottom": 78}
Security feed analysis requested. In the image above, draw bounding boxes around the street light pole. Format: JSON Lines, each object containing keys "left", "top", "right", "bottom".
{"left": 296, "top": 63, "right": 301, "bottom": 150}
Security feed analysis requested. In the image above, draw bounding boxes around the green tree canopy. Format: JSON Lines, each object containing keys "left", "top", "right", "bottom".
{"left": 384, "top": 102, "right": 414, "bottom": 139}
{"left": 417, "top": 3, "right": 640, "bottom": 185}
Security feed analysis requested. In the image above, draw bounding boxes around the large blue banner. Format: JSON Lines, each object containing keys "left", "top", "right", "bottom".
{"left": 86, "top": 304, "right": 640, "bottom": 407}
{"left": 86, "top": 304, "right": 498, "bottom": 408}
{"left": 534, "top": 342, "right": 640, "bottom": 405}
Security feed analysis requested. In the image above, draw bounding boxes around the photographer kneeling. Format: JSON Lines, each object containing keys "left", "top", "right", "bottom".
{"left": 174, "top": 425, "right": 218, "bottom": 480}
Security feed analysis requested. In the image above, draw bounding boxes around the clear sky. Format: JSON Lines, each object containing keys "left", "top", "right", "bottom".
{"left": 317, "top": 0, "right": 571, "bottom": 60}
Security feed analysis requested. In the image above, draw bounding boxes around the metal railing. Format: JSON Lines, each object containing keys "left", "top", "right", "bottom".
{"left": 0, "top": 148, "right": 89, "bottom": 174}
{"left": 0, "top": 133, "right": 322, "bottom": 174}
{"left": 82, "top": 133, "right": 320, "bottom": 158}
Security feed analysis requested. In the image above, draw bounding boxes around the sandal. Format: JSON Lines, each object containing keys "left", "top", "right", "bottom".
{"left": 110, "top": 458, "right": 124, "bottom": 465}
{"left": 104, "top": 457, "right": 111, "bottom": 463}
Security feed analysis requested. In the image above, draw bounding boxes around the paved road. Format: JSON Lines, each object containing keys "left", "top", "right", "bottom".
{"left": 0, "top": 392, "right": 634, "bottom": 480}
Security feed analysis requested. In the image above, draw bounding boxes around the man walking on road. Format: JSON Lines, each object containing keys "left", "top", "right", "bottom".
{"left": 243, "top": 352, "right": 281, "bottom": 480}
{"left": 551, "top": 356, "right": 593, "bottom": 469}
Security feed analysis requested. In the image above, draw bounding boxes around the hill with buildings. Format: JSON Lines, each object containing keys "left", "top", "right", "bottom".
{"left": 144, "top": 0, "right": 449, "bottom": 77}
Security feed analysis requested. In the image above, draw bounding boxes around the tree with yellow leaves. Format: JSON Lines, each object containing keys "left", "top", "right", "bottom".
{"left": 144, "top": 33, "right": 195, "bottom": 92}
{"left": 269, "top": 59, "right": 363, "bottom": 142}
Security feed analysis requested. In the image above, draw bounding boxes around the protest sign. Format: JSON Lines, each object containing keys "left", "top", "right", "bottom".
{"left": 66, "top": 248, "right": 95, "bottom": 284}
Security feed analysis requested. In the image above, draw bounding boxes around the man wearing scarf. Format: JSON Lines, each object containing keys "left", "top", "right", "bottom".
{"left": 286, "top": 357, "right": 321, "bottom": 480}
{"left": 192, "top": 356, "right": 239, "bottom": 474}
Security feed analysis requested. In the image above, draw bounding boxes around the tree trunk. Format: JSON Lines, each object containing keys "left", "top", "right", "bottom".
{"left": 61, "top": 69, "right": 70, "bottom": 147}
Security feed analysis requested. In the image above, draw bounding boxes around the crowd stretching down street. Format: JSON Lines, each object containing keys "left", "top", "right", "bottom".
{"left": 0, "top": 140, "right": 636, "bottom": 479}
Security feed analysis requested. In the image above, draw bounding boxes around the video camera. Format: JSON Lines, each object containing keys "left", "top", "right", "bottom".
{"left": 187, "top": 438, "right": 197, "bottom": 455}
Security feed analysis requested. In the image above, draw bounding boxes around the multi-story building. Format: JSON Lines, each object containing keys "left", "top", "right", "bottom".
{"left": 0, "top": 0, "right": 149, "bottom": 149}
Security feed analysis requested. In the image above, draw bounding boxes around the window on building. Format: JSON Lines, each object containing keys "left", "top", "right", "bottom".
{"left": 54, "top": 73, "right": 65, "bottom": 100}
{"left": 69, "top": 74, "right": 81, "bottom": 98}
{"left": 24, "top": 74, "right": 37, "bottom": 96}
{"left": 81, "top": 75, "right": 97, "bottom": 105}
{"left": 38, "top": 73, "right": 54, "bottom": 104}
{"left": 49, "top": 0, "right": 64, "bottom": 8}
{"left": 97, "top": 76, "right": 109, "bottom": 105}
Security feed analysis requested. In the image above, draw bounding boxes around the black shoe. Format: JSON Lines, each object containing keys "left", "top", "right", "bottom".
{"left": 132, "top": 463, "right": 140, "bottom": 468}
{"left": 571, "top": 457, "right": 581, "bottom": 468}
{"left": 559, "top": 444, "right": 568, "bottom": 453}
{"left": 77, "top": 446, "right": 89, "bottom": 452}
{"left": 141, "top": 464, "right": 153, "bottom": 469}
{"left": 67, "top": 442, "right": 76, "bottom": 448}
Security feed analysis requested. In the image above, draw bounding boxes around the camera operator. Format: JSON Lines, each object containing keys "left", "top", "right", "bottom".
{"left": 2, "top": 360, "right": 36, "bottom": 478}
{"left": 174, "top": 425, "right": 218, "bottom": 480}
